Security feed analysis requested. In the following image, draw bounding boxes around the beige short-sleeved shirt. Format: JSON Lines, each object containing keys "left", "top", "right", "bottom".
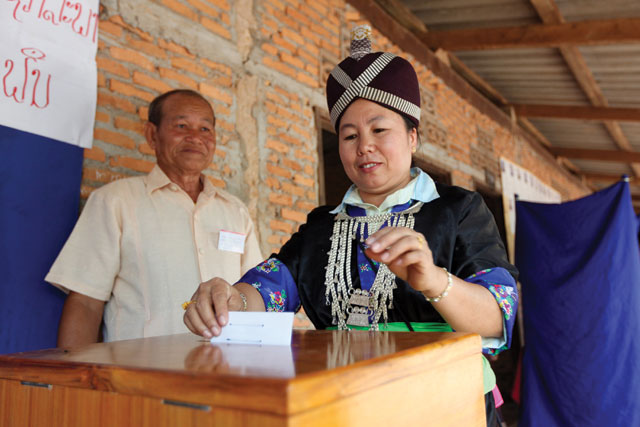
{"left": 46, "top": 165, "right": 263, "bottom": 341}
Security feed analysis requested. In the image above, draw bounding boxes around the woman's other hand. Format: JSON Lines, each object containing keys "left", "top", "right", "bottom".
{"left": 183, "top": 278, "right": 264, "bottom": 338}
{"left": 364, "top": 227, "right": 446, "bottom": 297}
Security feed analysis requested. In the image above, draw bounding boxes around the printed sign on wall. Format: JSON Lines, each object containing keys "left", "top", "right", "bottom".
{"left": 500, "top": 157, "right": 561, "bottom": 263}
{"left": 1, "top": 0, "right": 99, "bottom": 148}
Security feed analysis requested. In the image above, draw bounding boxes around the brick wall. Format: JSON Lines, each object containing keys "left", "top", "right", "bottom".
{"left": 91, "top": 0, "right": 588, "bottom": 258}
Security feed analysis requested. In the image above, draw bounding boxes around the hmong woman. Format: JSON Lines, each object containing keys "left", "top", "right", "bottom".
{"left": 184, "top": 26, "right": 518, "bottom": 426}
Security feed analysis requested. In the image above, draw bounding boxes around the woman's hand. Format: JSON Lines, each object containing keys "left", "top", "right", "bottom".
{"left": 183, "top": 277, "right": 242, "bottom": 338}
{"left": 364, "top": 227, "right": 449, "bottom": 298}
{"left": 183, "top": 278, "right": 266, "bottom": 338}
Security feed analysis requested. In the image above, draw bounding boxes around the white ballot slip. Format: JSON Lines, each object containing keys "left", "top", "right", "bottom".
{"left": 210, "top": 311, "right": 294, "bottom": 346}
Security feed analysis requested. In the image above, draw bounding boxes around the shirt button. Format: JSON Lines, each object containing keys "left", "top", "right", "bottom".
{"left": 170, "top": 184, "right": 178, "bottom": 191}
{"left": 198, "top": 248, "right": 204, "bottom": 255}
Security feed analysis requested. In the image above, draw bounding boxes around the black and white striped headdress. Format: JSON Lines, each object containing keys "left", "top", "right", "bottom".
{"left": 326, "top": 25, "right": 421, "bottom": 131}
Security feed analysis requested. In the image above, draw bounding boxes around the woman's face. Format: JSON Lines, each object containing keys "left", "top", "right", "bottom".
{"left": 338, "top": 99, "right": 417, "bottom": 207}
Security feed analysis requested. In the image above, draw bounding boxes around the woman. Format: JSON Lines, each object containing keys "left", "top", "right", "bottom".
{"left": 184, "top": 26, "right": 517, "bottom": 425}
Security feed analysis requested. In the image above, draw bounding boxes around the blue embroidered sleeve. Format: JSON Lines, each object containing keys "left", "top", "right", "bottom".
{"left": 237, "top": 258, "right": 301, "bottom": 313}
{"left": 464, "top": 267, "right": 518, "bottom": 356}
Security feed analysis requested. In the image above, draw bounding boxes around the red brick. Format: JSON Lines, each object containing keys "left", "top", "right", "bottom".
{"left": 97, "top": 72, "right": 106, "bottom": 88}
{"left": 186, "top": 0, "right": 220, "bottom": 17}
{"left": 114, "top": 116, "right": 143, "bottom": 134}
{"left": 97, "top": 57, "right": 130, "bottom": 78}
{"left": 267, "top": 234, "right": 282, "bottom": 245}
{"left": 265, "top": 176, "right": 281, "bottom": 189}
{"left": 200, "top": 16, "right": 232, "bottom": 39}
{"left": 201, "top": 58, "right": 232, "bottom": 76}
{"left": 293, "top": 174, "right": 315, "bottom": 187}
{"left": 133, "top": 71, "right": 174, "bottom": 93}
{"left": 199, "top": 82, "right": 233, "bottom": 105}
{"left": 80, "top": 184, "right": 95, "bottom": 200}
{"left": 206, "top": 0, "right": 230, "bottom": 11}
{"left": 84, "top": 146, "right": 106, "bottom": 162}
{"left": 139, "top": 142, "right": 155, "bottom": 155}
{"left": 297, "top": 48, "right": 319, "bottom": 67}
{"left": 279, "top": 51, "right": 305, "bottom": 70}
{"left": 281, "top": 182, "right": 305, "bottom": 197}
{"left": 97, "top": 91, "right": 137, "bottom": 114}
{"left": 110, "top": 80, "right": 155, "bottom": 102}
{"left": 158, "top": 67, "right": 198, "bottom": 89}
{"left": 138, "top": 106, "right": 149, "bottom": 121}
{"left": 171, "top": 57, "right": 208, "bottom": 77}
{"left": 291, "top": 123, "right": 312, "bottom": 140}
{"left": 83, "top": 167, "right": 127, "bottom": 183}
{"left": 109, "top": 47, "right": 155, "bottom": 72}
{"left": 110, "top": 156, "right": 155, "bottom": 173}
{"left": 94, "top": 128, "right": 137, "bottom": 149}
{"left": 281, "top": 27, "right": 305, "bottom": 46}
{"left": 295, "top": 149, "right": 314, "bottom": 162}
{"left": 158, "top": 39, "right": 196, "bottom": 58}
{"left": 282, "top": 208, "right": 307, "bottom": 223}
{"left": 300, "top": 3, "right": 324, "bottom": 22}
{"left": 304, "top": 163, "right": 315, "bottom": 175}
{"left": 207, "top": 175, "right": 227, "bottom": 188}
{"left": 95, "top": 111, "right": 110, "bottom": 123}
{"left": 296, "top": 71, "right": 318, "bottom": 88}
{"left": 125, "top": 35, "right": 167, "bottom": 59}
{"left": 262, "top": 43, "right": 278, "bottom": 57}
{"left": 278, "top": 133, "right": 302, "bottom": 146}
{"left": 274, "top": 86, "right": 298, "bottom": 101}
{"left": 262, "top": 17, "right": 279, "bottom": 33}
{"left": 307, "top": 190, "right": 317, "bottom": 200}
{"left": 283, "top": 158, "right": 302, "bottom": 171}
{"left": 285, "top": 6, "right": 311, "bottom": 27}
{"left": 268, "top": 193, "right": 292, "bottom": 206}
{"left": 296, "top": 200, "right": 317, "bottom": 212}
{"left": 266, "top": 114, "right": 289, "bottom": 129}
{"left": 210, "top": 75, "right": 232, "bottom": 88}
{"left": 271, "top": 33, "right": 297, "bottom": 54}
{"left": 265, "top": 139, "right": 289, "bottom": 154}
{"left": 98, "top": 20, "right": 123, "bottom": 37}
{"left": 270, "top": 219, "right": 293, "bottom": 234}
{"left": 266, "top": 163, "right": 292, "bottom": 179}
{"left": 161, "top": 0, "right": 198, "bottom": 20}
{"left": 216, "top": 118, "right": 234, "bottom": 132}
{"left": 108, "top": 15, "right": 153, "bottom": 42}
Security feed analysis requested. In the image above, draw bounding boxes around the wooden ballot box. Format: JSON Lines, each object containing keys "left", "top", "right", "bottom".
{"left": 0, "top": 330, "right": 486, "bottom": 426}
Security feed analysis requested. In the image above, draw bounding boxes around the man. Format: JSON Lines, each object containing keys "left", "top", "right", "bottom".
{"left": 46, "top": 89, "right": 262, "bottom": 346}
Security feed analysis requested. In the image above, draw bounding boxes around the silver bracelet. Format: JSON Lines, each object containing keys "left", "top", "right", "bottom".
{"left": 424, "top": 267, "right": 453, "bottom": 303}
{"left": 238, "top": 292, "right": 248, "bottom": 311}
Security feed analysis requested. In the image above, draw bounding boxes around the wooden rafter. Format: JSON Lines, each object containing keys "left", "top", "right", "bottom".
{"left": 422, "top": 18, "right": 640, "bottom": 51}
{"left": 512, "top": 104, "right": 640, "bottom": 122}
{"left": 583, "top": 172, "right": 639, "bottom": 184}
{"left": 529, "top": 0, "right": 640, "bottom": 178}
{"left": 549, "top": 148, "right": 640, "bottom": 163}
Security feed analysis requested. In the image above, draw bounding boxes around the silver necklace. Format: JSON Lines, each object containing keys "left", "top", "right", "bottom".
{"left": 324, "top": 202, "right": 423, "bottom": 330}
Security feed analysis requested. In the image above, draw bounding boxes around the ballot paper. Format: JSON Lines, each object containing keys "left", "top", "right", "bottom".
{"left": 210, "top": 311, "right": 294, "bottom": 346}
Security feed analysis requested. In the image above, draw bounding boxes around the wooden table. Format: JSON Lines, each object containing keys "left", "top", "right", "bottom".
{"left": 0, "top": 330, "right": 485, "bottom": 426}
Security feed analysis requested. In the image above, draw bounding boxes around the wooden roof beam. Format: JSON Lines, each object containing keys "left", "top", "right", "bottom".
{"left": 549, "top": 148, "right": 640, "bottom": 163}
{"left": 423, "top": 18, "right": 640, "bottom": 51}
{"left": 513, "top": 104, "right": 640, "bottom": 122}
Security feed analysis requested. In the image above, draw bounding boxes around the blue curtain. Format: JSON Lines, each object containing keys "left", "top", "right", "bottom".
{"left": 516, "top": 181, "right": 640, "bottom": 426}
{"left": 0, "top": 125, "right": 83, "bottom": 354}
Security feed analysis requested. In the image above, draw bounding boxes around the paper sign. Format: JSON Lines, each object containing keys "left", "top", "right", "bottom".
{"left": 210, "top": 312, "right": 294, "bottom": 346}
{"left": 0, "top": 0, "right": 99, "bottom": 148}
{"left": 218, "top": 230, "right": 246, "bottom": 253}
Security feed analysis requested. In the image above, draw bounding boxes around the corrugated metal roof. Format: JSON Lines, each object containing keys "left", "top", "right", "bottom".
{"left": 396, "top": 0, "right": 640, "bottom": 208}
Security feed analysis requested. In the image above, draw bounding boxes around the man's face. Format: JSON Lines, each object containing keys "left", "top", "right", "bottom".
{"left": 145, "top": 93, "right": 216, "bottom": 178}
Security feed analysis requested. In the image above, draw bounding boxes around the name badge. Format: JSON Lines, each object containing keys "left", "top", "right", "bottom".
{"left": 218, "top": 230, "right": 246, "bottom": 254}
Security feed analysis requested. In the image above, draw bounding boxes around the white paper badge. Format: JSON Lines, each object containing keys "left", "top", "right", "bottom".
{"left": 218, "top": 230, "right": 246, "bottom": 253}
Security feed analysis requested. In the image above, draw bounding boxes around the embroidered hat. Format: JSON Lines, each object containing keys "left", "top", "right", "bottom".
{"left": 326, "top": 25, "right": 421, "bottom": 131}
